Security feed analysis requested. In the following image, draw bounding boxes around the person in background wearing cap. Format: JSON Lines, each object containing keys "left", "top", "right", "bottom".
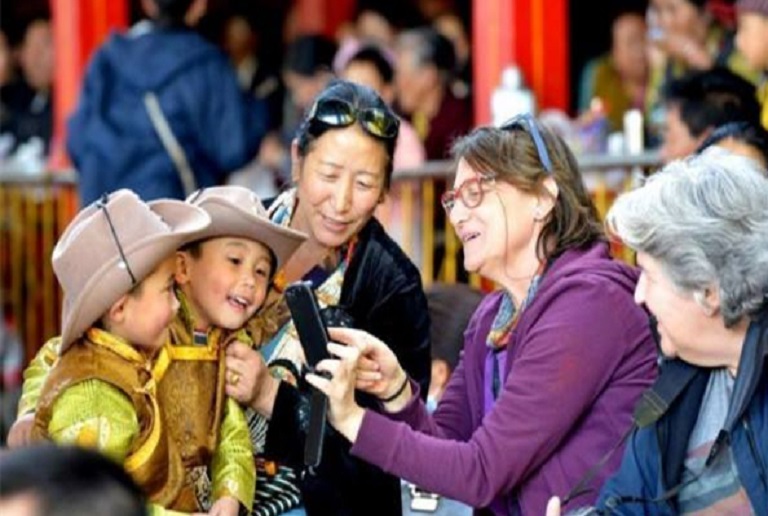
{"left": 23, "top": 190, "right": 212, "bottom": 514}
{"left": 10, "top": 186, "right": 308, "bottom": 516}
{"left": 735, "top": 0, "right": 768, "bottom": 130}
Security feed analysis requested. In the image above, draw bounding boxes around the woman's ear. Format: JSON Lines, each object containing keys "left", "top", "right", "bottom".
{"left": 290, "top": 139, "right": 302, "bottom": 184}
{"left": 380, "top": 84, "right": 395, "bottom": 105}
{"left": 536, "top": 176, "right": 559, "bottom": 219}
{"left": 695, "top": 286, "right": 721, "bottom": 317}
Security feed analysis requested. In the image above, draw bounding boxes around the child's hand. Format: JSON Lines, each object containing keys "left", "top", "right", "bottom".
{"left": 208, "top": 495, "right": 240, "bottom": 516}
{"left": 225, "top": 341, "right": 279, "bottom": 417}
{"left": 7, "top": 413, "right": 36, "bottom": 448}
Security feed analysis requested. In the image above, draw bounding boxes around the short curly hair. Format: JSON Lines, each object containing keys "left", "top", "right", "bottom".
{"left": 607, "top": 149, "right": 768, "bottom": 327}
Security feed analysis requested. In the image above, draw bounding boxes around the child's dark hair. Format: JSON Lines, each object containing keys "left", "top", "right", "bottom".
{"left": 180, "top": 238, "right": 279, "bottom": 283}
{"left": 427, "top": 284, "right": 483, "bottom": 371}
{"left": 0, "top": 444, "right": 146, "bottom": 516}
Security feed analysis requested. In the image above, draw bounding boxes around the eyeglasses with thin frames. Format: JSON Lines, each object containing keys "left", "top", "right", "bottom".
{"left": 500, "top": 113, "right": 554, "bottom": 174}
{"left": 96, "top": 193, "right": 137, "bottom": 285}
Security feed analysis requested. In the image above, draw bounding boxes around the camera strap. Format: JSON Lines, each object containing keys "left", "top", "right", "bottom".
{"left": 561, "top": 360, "right": 701, "bottom": 508}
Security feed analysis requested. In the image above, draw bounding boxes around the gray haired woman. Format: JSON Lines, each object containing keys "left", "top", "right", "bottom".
{"left": 548, "top": 149, "right": 768, "bottom": 515}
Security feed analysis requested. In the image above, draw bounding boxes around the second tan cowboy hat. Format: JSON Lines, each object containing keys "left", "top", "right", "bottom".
{"left": 53, "top": 189, "right": 211, "bottom": 351}
{"left": 185, "top": 186, "right": 307, "bottom": 269}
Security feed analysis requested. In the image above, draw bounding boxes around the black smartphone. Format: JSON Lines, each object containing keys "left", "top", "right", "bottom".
{"left": 284, "top": 280, "right": 330, "bottom": 468}
{"left": 285, "top": 281, "right": 330, "bottom": 368}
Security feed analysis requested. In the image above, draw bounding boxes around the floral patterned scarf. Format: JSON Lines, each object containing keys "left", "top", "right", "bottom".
{"left": 486, "top": 274, "right": 543, "bottom": 350}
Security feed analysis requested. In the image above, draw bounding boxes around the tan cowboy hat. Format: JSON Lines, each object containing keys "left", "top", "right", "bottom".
{"left": 53, "top": 189, "right": 211, "bottom": 351}
{"left": 185, "top": 186, "right": 307, "bottom": 269}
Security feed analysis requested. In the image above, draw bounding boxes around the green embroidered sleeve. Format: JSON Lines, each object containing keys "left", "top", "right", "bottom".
{"left": 210, "top": 397, "right": 256, "bottom": 511}
{"left": 17, "top": 337, "right": 62, "bottom": 417}
{"left": 47, "top": 380, "right": 187, "bottom": 516}
{"left": 47, "top": 379, "right": 139, "bottom": 463}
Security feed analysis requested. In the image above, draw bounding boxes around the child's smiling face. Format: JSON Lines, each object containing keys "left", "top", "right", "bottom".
{"left": 177, "top": 237, "right": 273, "bottom": 331}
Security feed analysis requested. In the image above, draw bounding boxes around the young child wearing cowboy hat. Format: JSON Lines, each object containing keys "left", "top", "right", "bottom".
{"left": 30, "top": 189, "right": 213, "bottom": 514}
{"left": 16, "top": 186, "right": 307, "bottom": 516}
{"left": 157, "top": 186, "right": 306, "bottom": 515}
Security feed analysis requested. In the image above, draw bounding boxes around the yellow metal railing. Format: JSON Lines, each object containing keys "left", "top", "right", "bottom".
{"left": 0, "top": 171, "right": 79, "bottom": 366}
{"left": 1, "top": 152, "right": 659, "bottom": 364}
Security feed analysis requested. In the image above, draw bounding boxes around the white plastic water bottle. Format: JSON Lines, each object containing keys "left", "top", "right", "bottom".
{"left": 623, "top": 109, "right": 644, "bottom": 155}
{"left": 491, "top": 66, "right": 536, "bottom": 127}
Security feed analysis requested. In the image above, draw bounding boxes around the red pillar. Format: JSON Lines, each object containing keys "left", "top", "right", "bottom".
{"left": 293, "top": 0, "right": 356, "bottom": 39}
{"left": 473, "top": 0, "right": 570, "bottom": 125}
{"left": 49, "top": 0, "right": 128, "bottom": 169}
{"left": 472, "top": 0, "right": 515, "bottom": 126}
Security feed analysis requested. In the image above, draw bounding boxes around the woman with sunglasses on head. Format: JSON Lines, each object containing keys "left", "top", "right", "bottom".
{"left": 302, "top": 118, "right": 658, "bottom": 515}
{"left": 223, "top": 80, "right": 431, "bottom": 515}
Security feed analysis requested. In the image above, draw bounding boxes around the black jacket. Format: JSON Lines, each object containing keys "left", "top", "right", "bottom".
{"left": 265, "top": 217, "right": 431, "bottom": 515}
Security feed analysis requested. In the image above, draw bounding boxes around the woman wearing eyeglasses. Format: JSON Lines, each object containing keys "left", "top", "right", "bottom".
{"left": 302, "top": 119, "right": 658, "bottom": 514}
{"left": 222, "top": 80, "right": 431, "bottom": 515}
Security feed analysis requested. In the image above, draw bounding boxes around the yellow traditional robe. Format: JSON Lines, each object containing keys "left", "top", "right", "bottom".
{"left": 23, "top": 320, "right": 255, "bottom": 514}
{"left": 161, "top": 291, "right": 256, "bottom": 511}
{"left": 34, "top": 329, "right": 186, "bottom": 513}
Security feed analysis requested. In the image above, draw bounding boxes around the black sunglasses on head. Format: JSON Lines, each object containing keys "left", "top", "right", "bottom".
{"left": 500, "top": 113, "right": 554, "bottom": 174}
{"left": 307, "top": 98, "right": 399, "bottom": 139}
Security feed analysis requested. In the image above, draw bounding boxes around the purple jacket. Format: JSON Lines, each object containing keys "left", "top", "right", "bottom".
{"left": 351, "top": 242, "right": 658, "bottom": 515}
